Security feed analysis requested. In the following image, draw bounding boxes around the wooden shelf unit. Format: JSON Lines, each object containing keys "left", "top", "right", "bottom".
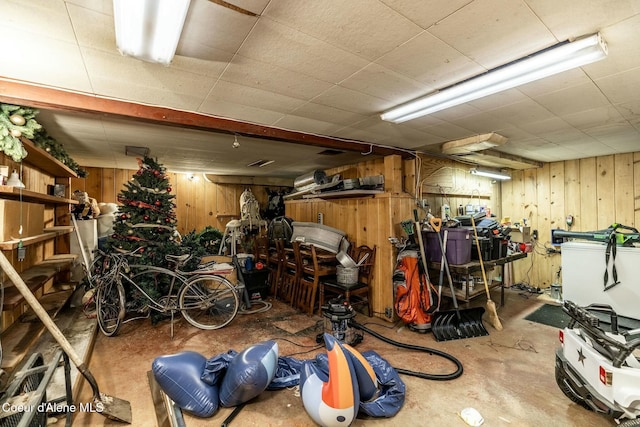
{"left": 1, "top": 137, "right": 79, "bottom": 334}
{"left": 428, "top": 252, "right": 527, "bottom": 305}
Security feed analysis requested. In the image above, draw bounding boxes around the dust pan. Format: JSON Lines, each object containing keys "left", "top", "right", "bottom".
{"left": 428, "top": 217, "right": 489, "bottom": 341}
{"left": 0, "top": 251, "right": 133, "bottom": 424}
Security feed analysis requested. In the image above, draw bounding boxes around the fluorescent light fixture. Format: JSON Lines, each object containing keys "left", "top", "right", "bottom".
{"left": 470, "top": 168, "right": 511, "bottom": 180}
{"left": 381, "top": 33, "right": 608, "bottom": 123}
{"left": 113, "top": 0, "right": 191, "bottom": 65}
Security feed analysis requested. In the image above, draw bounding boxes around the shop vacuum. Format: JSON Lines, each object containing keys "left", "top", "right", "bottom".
{"left": 318, "top": 296, "right": 464, "bottom": 381}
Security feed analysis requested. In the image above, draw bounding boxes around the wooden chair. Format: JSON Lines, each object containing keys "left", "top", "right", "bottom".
{"left": 293, "top": 243, "right": 337, "bottom": 316}
{"left": 267, "top": 238, "right": 286, "bottom": 297}
{"left": 253, "top": 236, "right": 270, "bottom": 265}
{"left": 279, "top": 240, "right": 300, "bottom": 304}
{"left": 319, "top": 244, "right": 376, "bottom": 316}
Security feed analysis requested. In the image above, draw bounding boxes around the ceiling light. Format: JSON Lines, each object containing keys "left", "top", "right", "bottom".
{"left": 470, "top": 168, "right": 511, "bottom": 180}
{"left": 381, "top": 33, "right": 608, "bottom": 123}
{"left": 113, "top": 0, "right": 191, "bottom": 65}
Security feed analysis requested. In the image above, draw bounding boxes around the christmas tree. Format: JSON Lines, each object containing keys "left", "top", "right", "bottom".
{"left": 106, "top": 156, "right": 182, "bottom": 308}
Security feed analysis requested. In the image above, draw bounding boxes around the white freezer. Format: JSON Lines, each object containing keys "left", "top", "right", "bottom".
{"left": 561, "top": 241, "right": 639, "bottom": 320}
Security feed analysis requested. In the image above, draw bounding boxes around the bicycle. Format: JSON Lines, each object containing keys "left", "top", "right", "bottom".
{"left": 91, "top": 248, "right": 243, "bottom": 337}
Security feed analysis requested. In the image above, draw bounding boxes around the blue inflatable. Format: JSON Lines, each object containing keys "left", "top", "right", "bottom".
{"left": 219, "top": 340, "right": 279, "bottom": 407}
{"left": 152, "top": 351, "right": 219, "bottom": 418}
{"left": 300, "top": 334, "right": 360, "bottom": 427}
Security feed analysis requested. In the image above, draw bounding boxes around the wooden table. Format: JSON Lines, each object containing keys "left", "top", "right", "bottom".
{"left": 427, "top": 252, "right": 527, "bottom": 305}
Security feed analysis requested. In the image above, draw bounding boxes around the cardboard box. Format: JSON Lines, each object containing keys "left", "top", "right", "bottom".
{"left": 510, "top": 226, "right": 531, "bottom": 243}
{"left": 200, "top": 255, "right": 237, "bottom": 285}
{"left": 0, "top": 200, "right": 44, "bottom": 241}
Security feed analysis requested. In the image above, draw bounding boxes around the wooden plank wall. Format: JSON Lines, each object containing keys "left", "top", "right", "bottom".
{"left": 286, "top": 155, "right": 417, "bottom": 319}
{"left": 415, "top": 155, "right": 499, "bottom": 219}
{"left": 70, "top": 168, "right": 289, "bottom": 236}
{"left": 501, "top": 152, "right": 639, "bottom": 288}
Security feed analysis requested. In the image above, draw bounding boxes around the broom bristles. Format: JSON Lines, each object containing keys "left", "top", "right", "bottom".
{"left": 486, "top": 299, "right": 503, "bottom": 331}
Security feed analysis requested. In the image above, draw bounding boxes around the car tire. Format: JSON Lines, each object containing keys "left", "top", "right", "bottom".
{"left": 555, "top": 365, "right": 591, "bottom": 411}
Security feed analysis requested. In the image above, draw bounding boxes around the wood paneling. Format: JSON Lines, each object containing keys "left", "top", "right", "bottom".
{"left": 506, "top": 152, "right": 640, "bottom": 288}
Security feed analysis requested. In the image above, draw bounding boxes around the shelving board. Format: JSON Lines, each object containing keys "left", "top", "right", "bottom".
{"left": 0, "top": 185, "right": 77, "bottom": 205}
{"left": 0, "top": 227, "right": 74, "bottom": 250}
{"left": 20, "top": 137, "right": 78, "bottom": 178}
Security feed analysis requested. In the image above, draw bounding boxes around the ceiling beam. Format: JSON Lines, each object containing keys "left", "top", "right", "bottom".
{"left": 0, "top": 79, "right": 408, "bottom": 158}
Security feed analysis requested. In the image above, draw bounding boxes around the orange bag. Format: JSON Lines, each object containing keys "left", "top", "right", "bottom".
{"left": 393, "top": 251, "right": 438, "bottom": 331}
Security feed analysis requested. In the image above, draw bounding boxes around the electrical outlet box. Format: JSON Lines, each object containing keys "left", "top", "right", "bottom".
{"left": 385, "top": 307, "right": 393, "bottom": 318}
{"left": 532, "top": 229, "right": 538, "bottom": 240}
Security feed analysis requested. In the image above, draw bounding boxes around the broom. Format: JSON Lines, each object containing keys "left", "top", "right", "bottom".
{"left": 471, "top": 216, "right": 503, "bottom": 331}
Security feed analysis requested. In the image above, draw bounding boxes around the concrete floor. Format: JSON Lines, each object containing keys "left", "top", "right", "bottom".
{"left": 70, "top": 287, "right": 612, "bottom": 427}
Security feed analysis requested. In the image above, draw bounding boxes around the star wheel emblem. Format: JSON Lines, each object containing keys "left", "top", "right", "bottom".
{"left": 577, "top": 348, "right": 586, "bottom": 366}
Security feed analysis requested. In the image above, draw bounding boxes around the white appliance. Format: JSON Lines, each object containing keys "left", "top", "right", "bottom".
{"left": 561, "top": 241, "right": 639, "bottom": 320}
{"left": 70, "top": 219, "right": 98, "bottom": 281}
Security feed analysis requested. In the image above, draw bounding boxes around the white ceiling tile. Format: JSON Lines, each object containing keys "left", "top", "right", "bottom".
{"left": 380, "top": 0, "right": 474, "bottom": 29}
{"left": 82, "top": 49, "right": 213, "bottom": 111}
{"left": 289, "top": 102, "right": 368, "bottom": 127}
{"left": 525, "top": 0, "right": 640, "bottom": 42}
{"left": 177, "top": 0, "right": 258, "bottom": 61}
{"left": 429, "top": 0, "right": 556, "bottom": 69}
{"left": 452, "top": 111, "right": 515, "bottom": 134}
{"left": 583, "top": 122, "right": 640, "bottom": 145}
{"left": 198, "top": 99, "right": 286, "bottom": 126}
{"left": 340, "top": 63, "right": 430, "bottom": 104}
{"left": 534, "top": 82, "right": 611, "bottom": 116}
{"left": 0, "top": 37, "right": 92, "bottom": 92}
{"left": 202, "top": 80, "right": 306, "bottom": 116}
{"left": 274, "top": 115, "right": 344, "bottom": 136}
{"left": 517, "top": 68, "right": 592, "bottom": 97}
{"left": 347, "top": 117, "right": 442, "bottom": 149}
{"left": 262, "top": 0, "right": 422, "bottom": 61}
{"left": 376, "top": 31, "right": 484, "bottom": 89}
{"left": 486, "top": 98, "right": 557, "bottom": 126}
{"left": 596, "top": 66, "right": 640, "bottom": 105}
{"left": 615, "top": 101, "right": 640, "bottom": 127}
{"left": 588, "top": 14, "right": 640, "bottom": 79}
{"left": 562, "top": 106, "right": 627, "bottom": 130}
{"left": 4, "top": 0, "right": 77, "bottom": 43}
{"left": 311, "top": 85, "right": 390, "bottom": 115}
{"left": 418, "top": 122, "right": 476, "bottom": 141}
{"left": 220, "top": 55, "right": 333, "bottom": 100}
{"left": 67, "top": 2, "right": 114, "bottom": 53}
{"left": 237, "top": 18, "right": 369, "bottom": 83}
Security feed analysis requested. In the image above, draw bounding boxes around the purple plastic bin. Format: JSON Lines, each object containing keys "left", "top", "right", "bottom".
{"left": 424, "top": 228, "right": 472, "bottom": 265}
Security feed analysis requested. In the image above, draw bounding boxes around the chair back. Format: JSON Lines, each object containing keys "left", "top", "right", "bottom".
{"left": 253, "top": 236, "right": 270, "bottom": 263}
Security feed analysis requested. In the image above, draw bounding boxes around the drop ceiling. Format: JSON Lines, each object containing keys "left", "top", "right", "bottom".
{"left": 1, "top": 0, "right": 639, "bottom": 178}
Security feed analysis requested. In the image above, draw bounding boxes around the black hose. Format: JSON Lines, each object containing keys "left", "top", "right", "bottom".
{"left": 350, "top": 319, "right": 464, "bottom": 381}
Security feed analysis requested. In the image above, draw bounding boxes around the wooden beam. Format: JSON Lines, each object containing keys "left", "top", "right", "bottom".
{"left": 461, "top": 149, "right": 543, "bottom": 170}
{"left": 441, "top": 132, "right": 507, "bottom": 155}
{"left": 203, "top": 174, "right": 293, "bottom": 187}
{"left": 0, "top": 79, "right": 408, "bottom": 158}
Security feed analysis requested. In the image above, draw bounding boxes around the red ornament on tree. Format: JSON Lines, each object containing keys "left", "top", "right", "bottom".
{"left": 155, "top": 200, "right": 161, "bottom": 207}
{"left": 144, "top": 215, "right": 150, "bottom": 221}
{"left": 121, "top": 213, "right": 127, "bottom": 219}
{"left": 154, "top": 170, "right": 159, "bottom": 176}
{"left": 167, "top": 187, "right": 172, "bottom": 193}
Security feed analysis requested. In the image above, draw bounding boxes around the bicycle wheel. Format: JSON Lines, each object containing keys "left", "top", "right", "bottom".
{"left": 96, "top": 277, "right": 126, "bottom": 337}
{"left": 179, "top": 275, "right": 239, "bottom": 330}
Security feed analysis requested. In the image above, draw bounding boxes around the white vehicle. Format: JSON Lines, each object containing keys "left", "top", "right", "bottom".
{"left": 555, "top": 301, "right": 640, "bottom": 426}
